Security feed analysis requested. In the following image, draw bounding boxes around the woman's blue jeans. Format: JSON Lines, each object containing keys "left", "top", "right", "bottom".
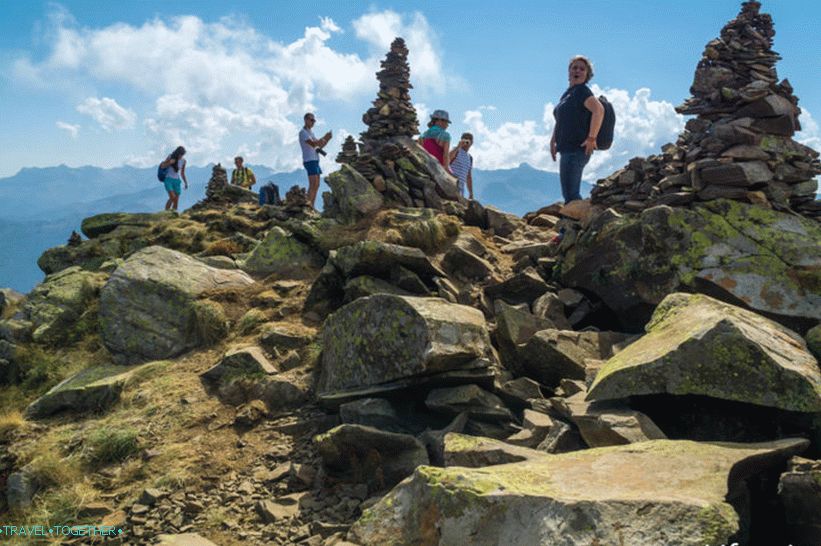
{"left": 559, "top": 150, "right": 590, "bottom": 203}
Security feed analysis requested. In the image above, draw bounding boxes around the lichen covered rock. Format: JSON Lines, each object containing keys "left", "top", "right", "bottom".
{"left": 560, "top": 200, "right": 821, "bottom": 331}
{"left": 318, "top": 295, "right": 493, "bottom": 404}
{"left": 99, "top": 246, "right": 255, "bottom": 362}
{"left": 587, "top": 292, "right": 821, "bottom": 412}
{"left": 239, "top": 226, "right": 323, "bottom": 278}
{"left": 349, "top": 438, "right": 808, "bottom": 546}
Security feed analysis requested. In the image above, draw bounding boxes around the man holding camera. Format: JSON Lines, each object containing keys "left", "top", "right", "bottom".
{"left": 449, "top": 132, "right": 474, "bottom": 200}
{"left": 299, "top": 112, "right": 332, "bottom": 208}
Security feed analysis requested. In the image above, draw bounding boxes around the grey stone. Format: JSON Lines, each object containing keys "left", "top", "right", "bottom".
{"left": 339, "top": 398, "right": 405, "bottom": 432}
{"left": 99, "top": 246, "right": 254, "bottom": 362}
{"left": 239, "top": 226, "right": 324, "bottom": 278}
{"left": 315, "top": 424, "right": 429, "bottom": 491}
{"left": 587, "top": 293, "right": 821, "bottom": 412}
{"left": 318, "top": 295, "right": 493, "bottom": 404}
{"left": 202, "top": 346, "right": 277, "bottom": 383}
{"left": 443, "top": 433, "right": 540, "bottom": 468}
{"left": 350, "top": 439, "right": 809, "bottom": 546}
{"left": 426, "top": 385, "right": 514, "bottom": 422}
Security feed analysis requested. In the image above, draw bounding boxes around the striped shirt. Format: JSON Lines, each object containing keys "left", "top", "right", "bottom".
{"left": 450, "top": 148, "right": 473, "bottom": 195}
{"left": 231, "top": 166, "right": 255, "bottom": 188}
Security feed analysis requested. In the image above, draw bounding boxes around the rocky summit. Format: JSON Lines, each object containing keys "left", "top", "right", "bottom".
{"left": 1, "top": 4, "right": 820, "bottom": 546}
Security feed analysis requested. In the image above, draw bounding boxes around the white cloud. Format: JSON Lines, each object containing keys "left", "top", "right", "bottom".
{"left": 15, "top": 11, "right": 414, "bottom": 170}
{"left": 56, "top": 121, "right": 80, "bottom": 138}
{"left": 76, "top": 97, "right": 136, "bottom": 131}
{"left": 465, "top": 86, "right": 685, "bottom": 182}
{"left": 479, "top": 105, "right": 497, "bottom": 111}
{"left": 796, "top": 109, "right": 821, "bottom": 152}
{"left": 352, "top": 10, "right": 449, "bottom": 93}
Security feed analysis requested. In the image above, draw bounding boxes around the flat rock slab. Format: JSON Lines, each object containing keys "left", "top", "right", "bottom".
{"left": 81, "top": 211, "right": 175, "bottom": 239}
{"left": 443, "top": 433, "right": 541, "bottom": 467}
{"left": 349, "top": 438, "right": 808, "bottom": 546}
{"left": 99, "top": 246, "right": 255, "bottom": 361}
{"left": 202, "top": 346, "right": 277, "bottom": 383}
{"left": 587, "top": 293, "right": 821, "bottom": 412}
{"left": 331, "top": 240, "right": 444, "bottom": 281}
{"left": 25, "top": 362, "right": 162, "bottom": 419}
{"left": 426, "top": 385, "right": 514, "bottom": 422}
{"left": 318, "top": 295, "right": 493, "bottom": 403}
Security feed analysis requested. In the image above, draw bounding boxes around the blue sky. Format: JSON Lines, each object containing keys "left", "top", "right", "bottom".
{"left": 1, "top": 0, "right": 819, "bottom": 180}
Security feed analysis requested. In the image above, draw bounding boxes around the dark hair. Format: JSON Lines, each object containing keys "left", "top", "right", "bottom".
{"left": 461, "top": 132, "right": 473, "bottom": 141}
{"left": 234, "top": 156, "right": 243, "bottom": 162}
{"left": 304, "top": 112, "right": 315, "bottom": 120}
{"left": 170, "top": 146, "right": 186, "bottom": 160}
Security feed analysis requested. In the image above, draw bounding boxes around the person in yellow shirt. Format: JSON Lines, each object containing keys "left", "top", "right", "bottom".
{"left": 231, "top": 156, "right": 256, "bottom": 189}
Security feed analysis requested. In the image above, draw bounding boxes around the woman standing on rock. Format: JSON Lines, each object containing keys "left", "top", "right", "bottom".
{"left": 419, "top": 110, "right": 452, "bottom": 171}
{"left": 160, "top": 146, "right": 188, "bottom": 211}
{"left": 550, "top": 55, "right": 604, "bottom": 203}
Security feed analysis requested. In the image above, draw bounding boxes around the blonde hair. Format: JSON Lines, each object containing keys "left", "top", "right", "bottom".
{"left": 568, "top": 55, "right": 594, "bottom": 83}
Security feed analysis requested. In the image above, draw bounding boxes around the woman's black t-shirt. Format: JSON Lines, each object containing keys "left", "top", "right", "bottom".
{"left": 554, "top": 84, "right": 594, "bottom": 153}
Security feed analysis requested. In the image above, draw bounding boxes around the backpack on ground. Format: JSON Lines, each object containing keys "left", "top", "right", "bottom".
{"left": 596, "top": 96, "right": 616, "bottom": 150}
{"left": 258, "top": 182, "right": 281, "bottom": 206}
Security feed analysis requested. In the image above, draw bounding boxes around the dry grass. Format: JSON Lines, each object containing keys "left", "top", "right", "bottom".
{"left": 0, "top": 410, "right": 24, "bottom": 438}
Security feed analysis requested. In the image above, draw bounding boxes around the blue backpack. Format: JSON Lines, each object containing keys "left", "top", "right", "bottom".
{"left": 157, "top": 165, "right": 168, "bottom": 182}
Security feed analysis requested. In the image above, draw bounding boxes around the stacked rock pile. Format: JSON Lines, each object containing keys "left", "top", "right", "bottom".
{"left": 204, "top": 163, "right": 229, "bottom": 201}
{"left": 591, "top": 0, "right": 820, "bottom": 219}
{"left": 323, "top": 38, "right": 461, "bottom": 217}
{"left": 284, "top": 185, "right": 310, "bottom": 211}
{"left": 335, "top": 136, "right": 359, "bottom": 165}
{"left": 361, "top": 38, "right": 419, "bottom": 141}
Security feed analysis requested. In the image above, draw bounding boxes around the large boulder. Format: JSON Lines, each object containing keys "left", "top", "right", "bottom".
{"left": 239, "top": 226, "right": 323, "bottom": 278}
{"left": 560, "top": 200, "right": 821, "bottom": 331}
{"left": 24, "top": 267, "right": 107, "bottom": 345}
{"left": 317, "top": 295, "right": 494, "bottom": 404}
{"left": 349, "top": 438, "right": 808, "bottom": 546}
{"left": 779, "top": 457, "right": 821, "bottom": 544}
{"left": 332, "top": 240, "right": 444, "bottom": 281}
{"left": 587, "top": 293, "right": 821, "bottom": 412}
{"left": 99, "top": 246, "right": 255, "bottom": 362}
{"left": 325, "top": 164, "right": 384, "bottom": 222}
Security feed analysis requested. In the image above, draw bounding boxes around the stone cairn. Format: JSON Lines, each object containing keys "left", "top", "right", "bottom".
{"left": 335, "top": 136, "right": 359, "bottom": 165}
{"left": 323, "top": 37, "right": 460, "bottom": 215}
{"left": 591, "top": 1, "right": 820, "bottom": 219}
{"left": 284, "top": 185, "right": 310, "bottom": 211}
{"left": 204, "top": 163, "right": 229, "bottom": 201}
{"left": 361, "top": 37, "right": 419, "bottom": 141}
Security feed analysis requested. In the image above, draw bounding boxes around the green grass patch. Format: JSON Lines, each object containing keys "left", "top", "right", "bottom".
{"left": 84, "top": 426, "right": 140, "bottom": 466}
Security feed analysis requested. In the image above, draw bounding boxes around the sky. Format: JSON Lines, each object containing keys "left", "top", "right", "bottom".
{"left": 1, "top": 0, "right": 819, "bottom": 182}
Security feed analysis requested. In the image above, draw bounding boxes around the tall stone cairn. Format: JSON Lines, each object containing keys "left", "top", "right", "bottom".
{"left": 321, "top": 37, "right": 460, "bottom": 217}
{"left": 591, "top": 1, "right": 820, "bottom": 219}
{"left": 361, "top": 38, "right": 419, "bottom": 141}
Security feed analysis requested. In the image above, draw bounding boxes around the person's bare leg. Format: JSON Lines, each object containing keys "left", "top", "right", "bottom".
{"left": 172, "top": 192, "right": 180, "bottom": 211}
{"left": 308, "top": 174, "right": 320, "bottom": 208}
{"left": 165, "top": 190, "right": 175, "bottom": 211}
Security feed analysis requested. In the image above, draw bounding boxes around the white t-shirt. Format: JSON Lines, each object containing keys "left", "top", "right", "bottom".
{"left": 166, "top": 157, "right": 186, "bottom": 179}
{"left": 299, "top": 128, "right": 319, "bottom": 162}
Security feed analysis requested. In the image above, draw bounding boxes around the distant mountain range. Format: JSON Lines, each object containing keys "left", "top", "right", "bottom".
{"left": 0, "top": 162, "right": 571, "bottom": 293}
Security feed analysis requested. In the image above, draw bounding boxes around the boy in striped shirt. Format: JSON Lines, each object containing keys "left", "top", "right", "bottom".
{"left": 449, "top": 132, "right": 474, "bottom": 200}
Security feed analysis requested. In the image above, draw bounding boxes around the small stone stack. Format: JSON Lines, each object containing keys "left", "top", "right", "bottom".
{"left": 336, "top": 136, "right": 359, "bottom": 165}
{"left": 361, "top": 38, "right": 419, "bottom": 141}
{"left": 204, "top": 163, "right": 229, "bottom": 201}
{"left": 284, "top": 185, "right": 310, "bottom": 211}
{"left": 592, "top": 0, "right": 820, "bottom": 218}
